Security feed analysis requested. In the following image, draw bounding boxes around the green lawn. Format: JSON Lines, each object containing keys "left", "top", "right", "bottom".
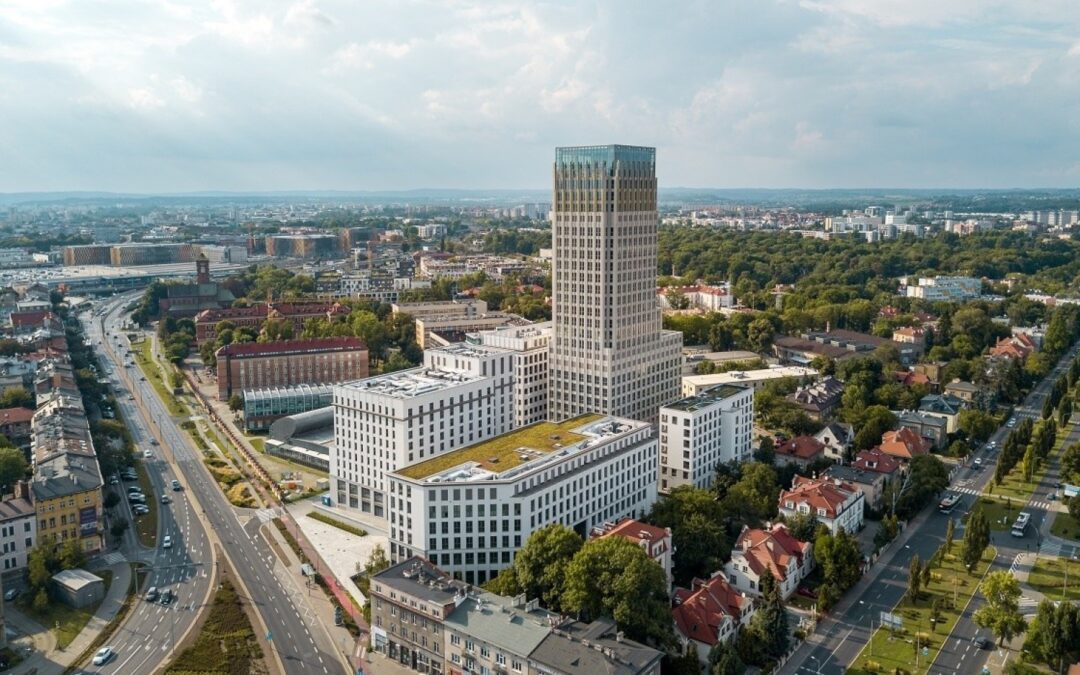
{"left": 134, "top": 338, "right": 188, "bottom": 417}
{"left": 969, "top": 497, "right": 1027, "bottom": 532}
{"left": 981, "top": 426, "right": 1067, "bottom": 506}
{"left": 1026, "top": 556, "right": 1080, "bottom": 602}
{"left": 18, "top": 570, "right": 112, "bottom": 649}
{"left": 134, "top": 461, "right": 158, "bottom": 547}
{"left": 1051, "top": 511, "right": 1080, "bottom": 541}
{"left": 307, "top": 511, "right": 367, "bottom": 537}
{"left": 847, "top": 547, "right": 996, "bottom": 675}
{"left": 246, "top": 436, "right": 266, "bottom": 453}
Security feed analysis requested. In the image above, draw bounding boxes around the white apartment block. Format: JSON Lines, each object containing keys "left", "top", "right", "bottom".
{"left": 548, "top": 145, "right": 682, "bottom": 424}
{"left": 331, "top": 356, "right": 513, "bottom": 517}
{"left": 0, "top": 487, "right": 35, "bottom": 574}
{"left": 473, "top": 322, "right": 551, "bottom": 427}
{"left": 384, "top": 415, "right": 658, "bottom": 585}
{"left": 659, "top": 385, "right": 753, "bottom": 495}
{"left": 905, "top": 276, "right": 982, "bottom": 302}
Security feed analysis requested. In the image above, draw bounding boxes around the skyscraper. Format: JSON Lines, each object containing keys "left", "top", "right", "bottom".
{"left": 548, "top": 145, "right": 682, "bottom": 423}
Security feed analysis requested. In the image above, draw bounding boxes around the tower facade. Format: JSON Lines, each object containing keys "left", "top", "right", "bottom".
{"left": 548, "top": 145, "right": 682, "bottom": 423}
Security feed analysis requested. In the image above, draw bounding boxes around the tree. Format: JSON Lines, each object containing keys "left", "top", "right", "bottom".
{"left": 228, "top": 393, "right": 244, "bottom": 412}
{"left": 944, "top": 517, "right": 955, "bottom": 554}
{"left": 894, "top": 454, "right": 950, "bottom": 518}
{"left": 907, "top": 553, "right": 922, "bottom": 604}
{"left": 0, "top": 387, "right": 33, "bottom": 409}
{"left": 110, "top": 519, "right": 129, "bottom": 538}
{"left": 961, "top": 507, "right": 990, "bottom": 572}
{"left": 708, "top": 639, "right": 745, "bottom": 675}
{"left": 973, "top": 570, "right": 1027, "bottom": 646}
{"left": 785, "top": 512, "right": 820, "bottom": 542}
{"left": 721, "top": 462, "right": 779, "bottom": 526}
{"left": 814, "top": 529, "right": 862, "bottom": 595}
{"left": 60, "top": 537, "right": 86, "bottom": 570}
{"left": 930, "top": 597, "right": 946, "bottom": 632}
{"left": 958, "top": 409, "right": 998, "bottom": 443}
{"left": 563, "top": 536, "right": 673, "bottom": 647}
{"left": 33, "top": 587, "right": 49, "bottom": 612}
{"left": 364, "top": 544, "right": 390, "bottom": 577}
{"left": 853, "top": 406, "right": 896, "bottom": 451}
{"left": 0, "top": 445, "right": 28, "bottom": 492}
{"left": 498, "top": 524, "right": 583, "bottom": 612}
{"left": 746, "top": 572, "right": 789, "bottom": 659}
{"left": 103, "top": 491, "right": 120, "bottom": 509}
{"left": 665, "top": 644, "right": 700, "bottom": 675}
{"left": 1061, "top": 442, "right": 1080, "bottom": 483}
{"left": 1022, "top": 443, "right": 1036, "bottom": 483}
{"left": 1023, "top": 598, "right": 1080, "bottom": 671}
{"left": 28, "top": 544, "right": 52, "bottom": 590}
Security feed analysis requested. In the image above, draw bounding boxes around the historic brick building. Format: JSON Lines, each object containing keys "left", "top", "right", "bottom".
{"left": 194, "top": 301, "right": 348, "bottom": 344}
{"left": 215, "top": 337, "right": 368, "bottom": 400}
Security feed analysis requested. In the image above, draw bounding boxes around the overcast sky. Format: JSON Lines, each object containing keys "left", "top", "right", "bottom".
{"left": 3, "top": 0, "right": 1080, "bottom": 192}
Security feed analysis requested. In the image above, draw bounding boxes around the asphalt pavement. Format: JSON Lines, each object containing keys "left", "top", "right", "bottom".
{"left": 93, "top": 295, "right": 345, "bottom": 674}
{"left": 780, "top": 341, "right": 1080, "bottom": 675}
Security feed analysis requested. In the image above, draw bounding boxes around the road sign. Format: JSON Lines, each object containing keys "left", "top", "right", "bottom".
{"left": 880, "top": 611, "right": 903, "bottom": 630}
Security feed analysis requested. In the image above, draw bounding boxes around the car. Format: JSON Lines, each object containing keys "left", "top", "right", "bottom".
{"left": 4, "top": 588, "right": 18, "bottom": 601}
{"left": 159, "top": 589, "right": 173, "bottom": 606}
{"left": 160, "top": 495, "right": 171, "bottom": 504}
{"left": 171, "top": 479, "right": 182, "bottom": 491}
{"left": 92, "top": 646, "right": 116, "bottom": 665}
{"left": 1049, "top": 493, "right": 1057, "bottom": 501}
{"left": 1007, "top": 418, "right": 1017, "bottom": 428}
{"left": 129, "top": 495, "right": 146, "bottom": 505}
{"left": 150, "top": 439, "right": 159, "bottom": 446}
{"left": 973, "top": 636, "right": 993, "bottom": 650}
{"left": 108, "top": 476, "right": 119, "bottom": 485}
{"left": 973, "top": 458, "right": 983, "bottom": 468}
{"left": 139, "top": 376, "right": 146, "bottom": 381}
{"left": 162, "top": 535, "right": 172, "bottom": 549}
{"left": 143, "top": 449, "right": 152, "bottom": 459}
{"left": 145, "top": 586, "right": 159, "bottom": 601}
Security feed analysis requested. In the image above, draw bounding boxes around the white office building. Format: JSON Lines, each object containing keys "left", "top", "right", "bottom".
{"left": 331, "top": 355, "right": 514, "bottom": 516}
{"left": 548, "top": 145, "right": 682, "bottom": 424}
{"left": 905, "top": 276, "right": 982, "bottom": 302}
{"left": 659, "top": 385, "right": 753, "bottom": 494}
{"left": 384, "top": 415, "right": 658, "bottom": 585}
{"left": 471, "top": 322, "right": 551, "bottom": 427}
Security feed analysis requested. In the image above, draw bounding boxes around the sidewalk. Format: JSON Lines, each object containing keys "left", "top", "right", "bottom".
{"left": 8, "top": 560, "right": 132, "bottom": 675}
{"left": 261, "top": 516, "right": 362, "bottom": 674}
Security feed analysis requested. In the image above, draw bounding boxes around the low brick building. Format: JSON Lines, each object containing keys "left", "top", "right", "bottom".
{"left": 194, "top": 301, "right": 348, "bottom": 344}
{"left": 215, "top": 337, "right": 368, "bottom": 400}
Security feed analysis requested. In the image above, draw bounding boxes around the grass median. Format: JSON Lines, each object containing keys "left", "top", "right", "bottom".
{"left": 133, "top": 337, "right": 187, "bottom": 417}
{"left": 1026, "top": 556, "right": 1080, "bottom": 602}
{"left": 164, "top": 578, "right": 266, "bottom": 675}
{"left": 1051, "top": 511, "right": 1080, "bottom": 540}
{"left": 847, "top": 546, "right": 996, "bottom": 675}
{"left": 134, "top": 461, "right": 158, "bottom": 547}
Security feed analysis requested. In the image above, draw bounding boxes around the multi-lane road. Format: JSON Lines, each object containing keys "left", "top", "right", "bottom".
{"left": 81, "top": 294, "right": 344, "bottom": 674}
{"left": 782, "top": 340, "right": 1080, "bottom": 675}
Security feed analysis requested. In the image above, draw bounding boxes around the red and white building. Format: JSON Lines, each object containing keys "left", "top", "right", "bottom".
{"left": 989, "top": 333, "right": 1037, "bottom": 361}
{"left": 774, "top": 436, "right": 828, "bottom": 469}
{"left": 723, "top": 523, "right": 813, "bottom": 600}
{"left": 591, "top": 518, "right": 673, "bottom": 589}
{"left": 672, "top": 574, "right": 755, "bottom": 663}
{"left": 778, "top": 475, "right": 865, "bottom": 535}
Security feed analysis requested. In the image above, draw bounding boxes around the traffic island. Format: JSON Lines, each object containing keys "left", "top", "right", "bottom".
{"left": 847, "top": 547, "right": 996, "bottom": 675}
{"left": 1025, "top": 555, "right": 1080, "bottom": 602}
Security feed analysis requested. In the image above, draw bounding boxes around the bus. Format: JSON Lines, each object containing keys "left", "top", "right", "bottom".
{"left": 938, "top": 493, "right": 961, "bottom": 514}
{"left": 1011, "top": 512, "right": 1031, "bottom": 537}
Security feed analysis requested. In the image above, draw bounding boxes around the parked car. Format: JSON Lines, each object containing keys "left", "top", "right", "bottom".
{"left": 4, "top": 588, "right": 19, "bottom": 601}
{"left": 92, "top": 647, "right": 116, "bottom": 666}
{"left": 145, "top": 587, "right": 159, "bottom": 601}
{"left": 973, "top": 458, "right": 983, "bottom": 468}
{"left": 129, "top": 495, "right": 146, "bottom": 505}
{"left": 143, "top": 449, "right": 152, "bottom": 459}
{"left": 160, "top": 495, "right": 171, "bottom": 504}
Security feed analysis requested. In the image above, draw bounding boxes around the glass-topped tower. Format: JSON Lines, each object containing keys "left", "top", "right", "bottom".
{"left": 548, "top": 145, "right": 682, "bottom": 423}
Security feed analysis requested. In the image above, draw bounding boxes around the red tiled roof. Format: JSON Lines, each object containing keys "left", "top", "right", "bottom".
{"left": 775, "top": 436, "right": 826, "bottom": 460}
{"left": 733, "top": 523, "right": 809, "bottom": 585}
{"left": 10, "top": 310, "right": 53, "bottom": 327}
{"left": 0, "top": 407, "right": 34, "bottom": 424}
{"left": 591, "top": 518, "right": 670, "bottom": 546}
{"left": 989, "top": 335, "right": 1035, "bottom": 360}
{"left": 877, "top": 427, "right": 931, "bottom": 459}
{"left": 852, "top": 449, "right": 901, "bottom": 474}
{"left": 894, "top": 371, "right": 931, "bottom": 387}
{"left": 216, "top": 337, "right": 367, "bottom": 358}
{"left": 780, "top": 476, "right": 858, "bottom": 519}
{"left": 672, "top": 575, "right": 751, "bottom": 647}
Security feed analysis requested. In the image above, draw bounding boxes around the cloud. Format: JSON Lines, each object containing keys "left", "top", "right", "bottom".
{"left": 2, "top": 1, "right": 1080, "bottom": 191}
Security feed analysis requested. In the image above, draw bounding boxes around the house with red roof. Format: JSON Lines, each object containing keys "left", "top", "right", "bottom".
{"left": 852, "top": 449, "right": 902, "bottom": 476}
{"left": 894, "top": 370, "right": 932, "bottom": 388}
{"left": 988, "top": 333, "right": 1037, "bottom": 361}
{"left": 591, "top": 518, "right": 673, "bottom": 589}
{"left": 876, "top": 427, "right": 932, "bottom": 461}
{"left": 778, "top": 475, "right": 865, "bottom": 535}
{"left": 672, "top": 573, "right": 756, "bottom": 662}
{"left": 723, "top": 523, "right": 813, "bottom": 600}
{"left": 773, "top": 436, "right": 828, "bottom": 469}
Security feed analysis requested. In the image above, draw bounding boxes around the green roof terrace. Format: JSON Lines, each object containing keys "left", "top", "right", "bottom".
{"left": 396, "top": 414, "right": 605, "bottom": 480}
{"left": 665, "top": 384, "right": 748, "bottom": 413}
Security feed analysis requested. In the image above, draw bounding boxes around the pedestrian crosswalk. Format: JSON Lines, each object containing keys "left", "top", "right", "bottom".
{"left": 949, "top": 485, "right": 1054, "bottom": 510}
{"left": 98, "top": 551, "right": 126, "bottom": 566}
{"left": 255, "top": 507, "right": 277, "bottom": 524}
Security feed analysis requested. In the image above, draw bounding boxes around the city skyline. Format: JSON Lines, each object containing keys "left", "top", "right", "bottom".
{"left": 5, "top": 1, "right": 1080, "bottom": 193}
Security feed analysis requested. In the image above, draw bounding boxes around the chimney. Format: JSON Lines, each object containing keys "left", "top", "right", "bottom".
{"left": 14, "top": 479, "right": 29, "bottom": 500}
